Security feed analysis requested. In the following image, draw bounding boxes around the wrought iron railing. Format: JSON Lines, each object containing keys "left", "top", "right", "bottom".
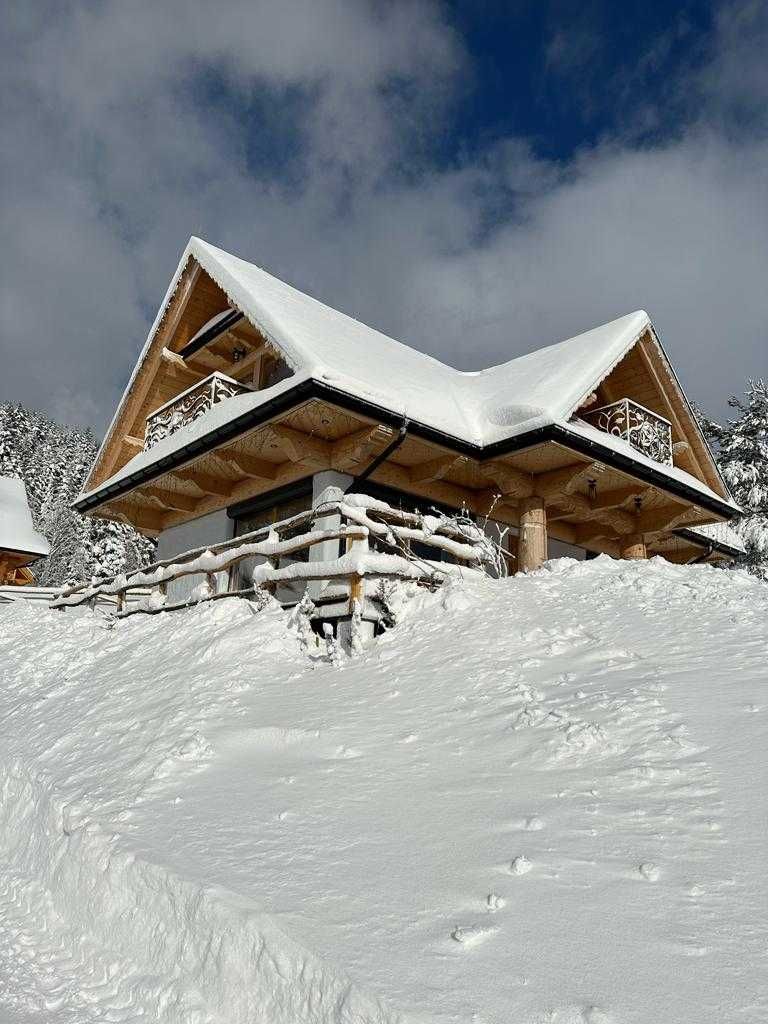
{"left": 144, "top": 372, "right": 250, "bottom": 450}
{"left": 583, "top": 399, "right": 673, "bottom": 466}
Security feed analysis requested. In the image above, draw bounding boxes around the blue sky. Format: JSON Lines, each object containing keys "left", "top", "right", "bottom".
{"left": 449, "top": 1, "right": 713, "bottom": 155}
{"left": 1, "top": 1, "right": 765, "bottom": 432}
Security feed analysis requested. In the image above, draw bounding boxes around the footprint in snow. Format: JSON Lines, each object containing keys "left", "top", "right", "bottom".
{"left": 524, "top": 815, "right": 544, "bottom": 831}
{"left": 509, "top": 855, "right": 532, "bottom": 876}
{"left": 583, "top": 1008, "right": 613, "bottom": 1024}
{"left": 485, "top": 893, "right": 506, "bottom": 912}
{"left": 638, "top": 862, "right": 660, "bottom": 882}
{"left": 451, "top": 924, "right": 497, "bottom": 947}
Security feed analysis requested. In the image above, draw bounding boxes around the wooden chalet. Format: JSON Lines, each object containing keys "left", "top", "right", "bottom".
{"left": 75, "top": 236, "right": 743, "bottom": 607}
{"left": 0, "top": 477, "right": 50, "bottom": 585}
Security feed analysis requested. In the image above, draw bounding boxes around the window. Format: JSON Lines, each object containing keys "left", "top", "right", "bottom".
{"left": 229, "top": 482, "right": 313, "bottom": 601}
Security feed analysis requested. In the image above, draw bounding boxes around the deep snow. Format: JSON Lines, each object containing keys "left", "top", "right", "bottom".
{"left": 0, "top": 557, "right": 766, "bottom": 1023}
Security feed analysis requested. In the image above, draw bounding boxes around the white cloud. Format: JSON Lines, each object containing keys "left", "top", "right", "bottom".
{"left": 1, "top": 0, "right": 765, "bottom": 432}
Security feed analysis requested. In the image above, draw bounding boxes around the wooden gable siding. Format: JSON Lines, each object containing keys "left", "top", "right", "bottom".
{"left": 87, "top": 260, "right": 291, "bottom": 491}
{"left": 593, "top": 330, "right": 726, "bottom": 498}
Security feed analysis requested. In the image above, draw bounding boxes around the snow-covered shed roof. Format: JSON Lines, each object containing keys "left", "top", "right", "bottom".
{"left": 83, "top": 237, "right": 736, "bottom": 515}
{"left": 681, "top": 521, "right": 746, "bottom": 556}
{"left": 0, "top": 477, "right": 50, "bottom": 559}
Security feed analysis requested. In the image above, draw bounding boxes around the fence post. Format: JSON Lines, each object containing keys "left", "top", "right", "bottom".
{"left": 346, "top": 524, "right": 369, "bottom": 614}
{"left": 308, "top": 471, "right": 353, "bottom": 600}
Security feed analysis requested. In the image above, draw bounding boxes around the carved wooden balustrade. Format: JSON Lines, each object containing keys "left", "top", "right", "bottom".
{"left": 583, "top": 399, "right": 673, "bottom": 466}
{"left": 144, "top": 372, "right": 250, "bottom": 450}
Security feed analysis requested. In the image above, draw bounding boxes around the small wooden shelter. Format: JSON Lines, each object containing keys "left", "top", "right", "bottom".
{"left": 0, "top": 477, "right": 50, "bottom": 585}
{"left": 74, "top": 237, "right": 742, "bottom": 598}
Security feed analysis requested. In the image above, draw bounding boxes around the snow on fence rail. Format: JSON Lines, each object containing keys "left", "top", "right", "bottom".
{"left": 49, "top": 495, "right": 502, "bottom": 621}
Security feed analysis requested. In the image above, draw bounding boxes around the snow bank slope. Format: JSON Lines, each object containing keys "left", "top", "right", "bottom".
{"left": 0, "top": 558, "right": 767, "bottom": 1024}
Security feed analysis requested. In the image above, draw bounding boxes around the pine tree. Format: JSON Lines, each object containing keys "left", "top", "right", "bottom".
{"left": 0, "top": 402, "right": 155, "bottom": 585}
{"left": 700, "top": 379, "right": 768, "bottom": 580}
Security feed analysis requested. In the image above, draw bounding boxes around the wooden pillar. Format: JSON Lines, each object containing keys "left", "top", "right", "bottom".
{"left": 518, "top": 497, "right": 547, "bottom": 572}
{"left": 0, "top": 558, "right": 8, "bottom": 585}
{"left": 620, "top": 534, "right": 647, "bottom": 560}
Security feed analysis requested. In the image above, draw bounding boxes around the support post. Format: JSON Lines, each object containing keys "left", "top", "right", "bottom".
{"left": 346, "top": 526, "right": 369, "bottom": 613}
{"left": 619, "top": 534, "right": 647, "bottom": 560}
{"left": 517, "top": 497, "right": 547, "bottom": 572}
{"left": 308, "top": 470, "right": 353, "bottom": 600}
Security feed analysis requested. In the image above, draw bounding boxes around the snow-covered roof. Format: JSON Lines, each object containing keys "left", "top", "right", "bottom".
{"left": 188, "top": 237, "right": 648, "bottom": 446}
{"left": 0, "top": 477, "right": 50, "bottom": 559}
{"left": 682, "top": 521, "right": 746, "bottom": 555}
{"left": 84, "top": 237, "right": 736, "bottom": 513}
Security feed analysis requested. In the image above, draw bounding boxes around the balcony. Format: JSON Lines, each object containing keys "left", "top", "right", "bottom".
{"left": 582, "top": 398, "right": 673, "bottom": 466}
{"left": 144, "top": 372, "right": 250, "bottom": 451}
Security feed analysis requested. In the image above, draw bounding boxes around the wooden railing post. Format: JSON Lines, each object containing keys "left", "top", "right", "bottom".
{"left": 345, "top": 516, "right": 369, "bottom": 614}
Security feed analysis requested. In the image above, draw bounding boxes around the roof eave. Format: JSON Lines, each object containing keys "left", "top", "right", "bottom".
{"left": 74, "top": 377, "right": 740, "bottom": 524}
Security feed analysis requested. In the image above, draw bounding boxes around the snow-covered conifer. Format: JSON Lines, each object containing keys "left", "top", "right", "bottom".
{"left": 700, "top": 379, "right": 768, "bottom": 579}
{"left": 0, "top": 401, "right": 154, "bottom": 584}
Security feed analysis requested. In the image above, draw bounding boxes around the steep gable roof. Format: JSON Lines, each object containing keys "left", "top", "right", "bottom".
{"left": 84, "top": 237, "right": 733, "bottom": 509}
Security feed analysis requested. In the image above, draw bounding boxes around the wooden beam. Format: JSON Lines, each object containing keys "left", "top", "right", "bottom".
{"left": 547, "top": 491, "right": 637, "bottom": 535}
{"left": 143, "top": 487, "right": 199, "bottom": 513}
{"left": 228, "top": 343, "right": 269, "bottom": 381}
{"left": 122, "top": 435, "right": 145, "bottom": 452}
{"left": 619, "top": 534, "right": 647, "bottom": 560}
{"left": 93, "top": 260, "right": 201, "bottom": 488}
{"left": 574, "top": 522, "right": 614, "bottom": 545}
{"left": 213, "top": 450, "right": 278, "bottom": 480}
{"left": 637, "top": 504, "right": 696, "bottom": 535}
{"left": 171, "top": 468, "right": 235, "bottom": 498}
{"left": 532, "top": 461, "right": 599, "bottom": 499}
{"left": 362, "top": 459, "right": 482, "bottom": 515}
{"left": 161, "top": 347, "right": 208, "bottom": 383}
{"left": 331, "top": 425, "right": 392, "bottom": 471}
{"left": 479, "top": 461, "right": 534, "bottom": 497}
{"left": 590, "top": 485, "right": 648, "bottom": 510}
{"left": 105, "top": 502, "right": 164, "bottom": 535}
{"left": 265, "top": 424, "right": 331, "bottom": 467}
{"left": 184, "top": 350, "right": 225, "bottom": 374}
{"left": 408, "top": 454, "right": 468, "bottom": 484}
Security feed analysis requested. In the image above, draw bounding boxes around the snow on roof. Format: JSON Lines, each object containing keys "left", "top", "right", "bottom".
{"left": 188, "top": 237, "right": 649, "bottom": 446}
{"left": 0, "top": 477, "right": 50, "bottom": 558}
{"left": 683, "top": 521, "right": 746, "bottom": 554}
{"left": 85, "top": 237, "right": 734, "bottom": 511}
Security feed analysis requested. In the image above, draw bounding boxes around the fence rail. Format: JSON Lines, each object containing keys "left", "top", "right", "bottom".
{"left": 50, "top": 495, "right": 498, "bottom": 622}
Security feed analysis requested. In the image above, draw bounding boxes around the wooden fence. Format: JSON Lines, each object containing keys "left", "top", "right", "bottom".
{"left": 49, "top": 495, "right": 499, "bottom": 621}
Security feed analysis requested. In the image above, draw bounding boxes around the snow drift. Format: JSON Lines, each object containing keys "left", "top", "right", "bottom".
{"left": 0, "top": 557, "right": 766, "bottom": 1023}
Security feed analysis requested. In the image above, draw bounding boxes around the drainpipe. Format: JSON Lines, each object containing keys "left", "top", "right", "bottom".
{"left": 349, "top": 417, "right": 409, "bottom": 490}
{"left": 688, "top": 542, "right": 715, "bottom": 564}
